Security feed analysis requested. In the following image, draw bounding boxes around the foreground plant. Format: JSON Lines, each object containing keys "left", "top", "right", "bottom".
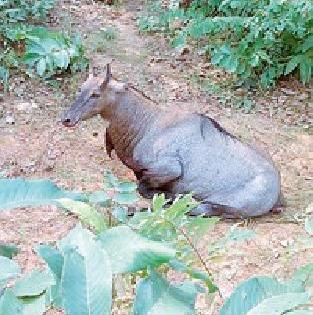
{"left": 0, "top": 224, "right": 205, "bottom": 314}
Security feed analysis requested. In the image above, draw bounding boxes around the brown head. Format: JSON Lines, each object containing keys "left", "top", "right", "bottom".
{"left": 61, "top": 64, "right": 128, "bottom": 127}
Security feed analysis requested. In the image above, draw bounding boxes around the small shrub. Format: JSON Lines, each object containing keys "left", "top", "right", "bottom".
{"left": 0, "top": 0, "right": 88, "bottom": 88}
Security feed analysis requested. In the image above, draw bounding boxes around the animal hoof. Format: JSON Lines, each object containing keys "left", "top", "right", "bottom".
{"left": 270, "top": 206, "right": 284, "bottom": 214}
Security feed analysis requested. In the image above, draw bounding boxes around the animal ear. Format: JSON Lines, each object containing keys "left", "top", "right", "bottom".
{"left": 100, "top": 63, "right": 112, "bottom": 90}
{"left": 92, "top": 66, "right": 98, "bottom": 77}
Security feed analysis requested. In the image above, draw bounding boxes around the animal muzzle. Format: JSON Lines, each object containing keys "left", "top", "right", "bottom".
{"left": 60, "top": 110, "right": 82, "bottom": 127}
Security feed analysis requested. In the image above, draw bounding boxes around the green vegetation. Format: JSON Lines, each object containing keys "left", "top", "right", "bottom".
{"left": 0, "top": 173, "right": 217, "bottom": 314}
{"left": 139, "top": 0, "right": 313, "bottom": 88}
{"left": 1, "top": 172, "right": 313, "bottom": 314}
{"left": 0, "top": 0, "right": 88, "bottom": 90}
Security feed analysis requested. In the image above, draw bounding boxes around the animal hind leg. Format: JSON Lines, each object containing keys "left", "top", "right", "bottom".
{"left": 188, "top": 203, "right": 243, "bottom": 218}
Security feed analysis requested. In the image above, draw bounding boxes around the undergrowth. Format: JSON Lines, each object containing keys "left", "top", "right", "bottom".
{"left": 0, "top": 0, "right": 88, "bottom": 91}
{"left": 139, "top": 0, "right": 313, "bottom": 88}
{"left": 1, "top": 172, "right": 313, "bottom": 314}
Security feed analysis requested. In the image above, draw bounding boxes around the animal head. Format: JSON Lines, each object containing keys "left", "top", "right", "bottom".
{"left": 61, "top": 64, "right": 127, "bottom": 127}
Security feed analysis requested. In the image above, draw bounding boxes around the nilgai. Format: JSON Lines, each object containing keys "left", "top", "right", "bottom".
{"left": 61, "top": 65, "right": 281, "bottom": 218}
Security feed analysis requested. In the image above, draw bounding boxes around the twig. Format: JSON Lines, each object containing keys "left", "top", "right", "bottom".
{"left": 167, "top": 220, "right": 224, "bottom": 300}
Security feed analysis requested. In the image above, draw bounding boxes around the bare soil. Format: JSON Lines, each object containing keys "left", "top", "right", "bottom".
{"left": 0, "top": 1, "right": 312, "bottom": 314}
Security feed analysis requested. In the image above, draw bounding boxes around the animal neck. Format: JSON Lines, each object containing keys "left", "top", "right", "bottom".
{"left": 103, "top": 88, "right": 158, "bottom": 157}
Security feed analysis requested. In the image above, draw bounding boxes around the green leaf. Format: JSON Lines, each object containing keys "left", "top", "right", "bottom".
{"left": 35, "top": 245, "right": 63, "bottom": 307}
{"left": 113, "top": 192, "right": 139, "bottom": 205}
{"left": 13, "top": 269, "right": 55, "bottom": 297}
{"left": 133, "top": 271, "right": 200, "bottom": 315}
{"left": 60, "top": 225, "right": 112, "bottom": 315}
{"left": 20, "top": 294, "right": 46, "bottom": 315}
{"left": 0, "top": 289, "right": 24, "bottom": 315}
{"left": 300, "top": 60, "right": 312, "bottom": 84}
{"left": 0, "top": 179, "right": 86, "bottom": 211}
{"left": 165, "top": 194, "right": 197, "bottom": 223}
{"left": 98, "top": 225, "right": 176, "bottom": 274}
{"left": 220, "top": 276, "right": 305, "bottom": 315}
{"left": 36, "top": 245, "right": 63, "bottom": 280}
{"left": 0, "top": 243, "right": 19, "bottom": 259}
{"left": 88, "top": 191, "right": 110, "bottom": 206}
{"left": 36, "top": 58, "right": 46, "bottom": 76}
{"left": 169, "top": 259, "right": 217, "bottom": 293}
{"left": 152, "top": 194, "right": 166, "bottom": 213}
{"left": 116, "top": 181, "right": 137, "bottom": 193}
{"left": 246, "top": 293, "right": 309, "bottom": 315}
{"left": 285, "top": 55, "right": 301, "bottom": 75}
{"left": 0, "top": 256, "right": 21, "bottom": 282}
{"left": 293, "top": 263, "right": 313, "bottom": 287}
{"left": 112, "top": 206, "right": 128, "bottom": 223}
{"left": 299, "top": 35, "right": 313, "bottom": 52}
{"left": 305, "top": 216, "right": 313, "bottom": 236}
{"left": 52, "top": 50, "right": 70, "bottom": 69}
{"left": 103, "top": 170, "right": 119, "bottom": 188}
{"left": 57, "top": 199, "right": 107, "bottom": 233}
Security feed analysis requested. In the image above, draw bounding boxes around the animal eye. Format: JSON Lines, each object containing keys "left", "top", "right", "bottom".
{"left": 91, "top": 91, "right": 101, "bottom": 98}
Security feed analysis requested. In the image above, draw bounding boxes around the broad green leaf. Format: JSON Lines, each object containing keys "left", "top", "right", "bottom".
{"left": 0, "top": 256, "right": 21, "bottom": 282}
{"left": 88, "top": 191, "right": 110, "bottom": 206}
{"left": 220, "top": 276, "right": 305, "bottom": 315}
{"left": 98, "top": 226, "right": 176, "bottom": 274}
{"left": 0, "top": 243, "right": 19, "bottom": 259}
{"left": 52, "top": 50, "right": 70, "bottom": 69}
{"left": 60, "top": 225, "right": 112, "bottom": 315}
{"left": 116, "top": 181, "right": 137, "bottom": 193}
{"left": 57, "top": 199, "right": 107, "bottom": 233}
{"left": 36, "top": 245, "right": 63, "bottom": 280}
{"left": 20, "top": 294, "right": 46, "bottom": 315}
{"left": 0, "top": 289, "right": 23, "bottom": 315}
{"left": 293, "top": 263, "right": 313, "bottom": 287}
{"left": 112, "top": 206, "right": 128, "bottom": 223}
{"left": 36, "top": 245, "right": 63, "bottom": 307}
{"left": 103, "top": 170, "right": 119, "bottom": 188}
{"left": 246, "top": 292, "right": 309, "bottom": 315}
{"left": 305, "top": 216, "right": 313, "bottom": 236}
{"left": 0, "top": 179, "right": 85, "bottom": 211}
{"left": 13, "top": 269, "right": 55, "bottom": 297}
{"left": 133, "top": 271, "right": 200, "bottom": 315}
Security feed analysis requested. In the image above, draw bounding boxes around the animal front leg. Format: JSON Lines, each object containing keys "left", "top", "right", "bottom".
{"left": 105, "top": 130, "right": 114, "bottom": 158}
{"left": 140, "top": 157, "right": 183, "bottom": 189}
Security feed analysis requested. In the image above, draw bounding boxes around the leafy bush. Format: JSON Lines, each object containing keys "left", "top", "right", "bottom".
{"left": 0, "top": 174, "right": 217, "bottom": 314}
{"left": 2, "top": 173, "right": 313, "bottom": 314}
{"left": 139, "top": 0, "right": 313, "bottom": 87}
{"left": 0, "top": 0, "right": 88, "bottom": 89}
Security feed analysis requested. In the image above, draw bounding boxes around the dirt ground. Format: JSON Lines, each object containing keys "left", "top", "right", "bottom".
{"left": 0, "top": 1, "right": 312, "bottom": 314}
